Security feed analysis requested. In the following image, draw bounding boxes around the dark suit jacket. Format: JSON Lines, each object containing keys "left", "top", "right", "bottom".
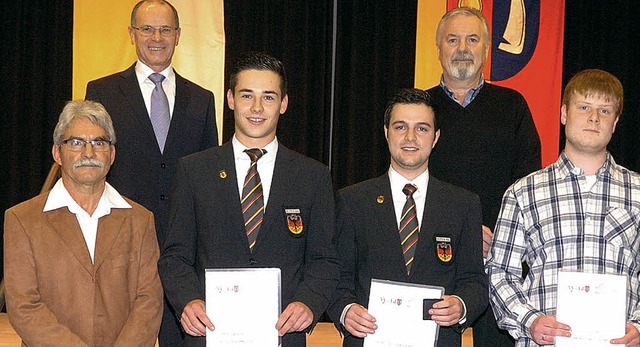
{"left": 158, "top": 141, "right": 341, "bottom": 347}
{"left": 327, "top": 174, "right": 488, "bottom": 347}
{"left": 4, "top": 191, "right": 163, "bottom": 346}
{"left": 85, "top": 64, "right": 218, "bottom": 246}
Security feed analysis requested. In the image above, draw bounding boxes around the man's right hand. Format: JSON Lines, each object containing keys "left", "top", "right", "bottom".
{"left": 181, "top": 299, "right": 214, "bottom": 336}
{"left": 344, "top": 304, "right": 377, "bottom": 338}
{"left": 529, "top": 315, "right": 571, "bottom": 345}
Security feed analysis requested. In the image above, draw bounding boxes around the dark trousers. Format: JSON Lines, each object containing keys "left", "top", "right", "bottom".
{"left": 158, "top": 298, "right": 184, "bottom": 347}
{"left": 472, "top": 306, "right": 515, "bottom": 347}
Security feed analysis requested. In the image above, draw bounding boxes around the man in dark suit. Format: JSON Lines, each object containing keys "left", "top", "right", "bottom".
{"left": 84, "top": 1, "right": 218, "bottom": 344}
{"left": 327, "top": 88, "right": 488, "bottom": 347}
{"left": 158, "top": 52, "right": 340, "bottom": 347}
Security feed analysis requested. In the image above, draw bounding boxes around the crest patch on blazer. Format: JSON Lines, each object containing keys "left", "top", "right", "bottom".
{"left": 284, "top": 208, "right": 304, "bottom": 236}
{"left": 435, "top": 235, "right": 453, "bottom": 263}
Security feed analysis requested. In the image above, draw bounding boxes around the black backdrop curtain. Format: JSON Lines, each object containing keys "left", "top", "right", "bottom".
{"left": 2, "top": 0, "right": 639, "bottom": 282}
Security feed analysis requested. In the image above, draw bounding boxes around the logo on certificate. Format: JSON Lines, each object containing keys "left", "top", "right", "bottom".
{"left": 285, "top": 208, "right": 303, "bottom": 235}
{"left": 435, "top": 236, "right": 452, "bottom": 263}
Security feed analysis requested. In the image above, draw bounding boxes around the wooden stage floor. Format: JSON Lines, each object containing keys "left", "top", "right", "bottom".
{"left": 1, "top": 313, "right": 473, "bottom": 346}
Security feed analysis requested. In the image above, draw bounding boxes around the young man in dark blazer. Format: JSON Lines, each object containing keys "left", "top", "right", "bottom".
{"left": 84, "top": 2, "right": 218, "bottom": 344}
{"left": 158, "top": 52, "right": 340, "bottom": 347}
{"left": 327, "top": 88, "right": 488, "bottom": 347}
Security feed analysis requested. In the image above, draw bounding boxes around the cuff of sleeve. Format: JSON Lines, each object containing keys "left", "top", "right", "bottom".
{"left": 451, "top": 295, "right": 467, "bottom": 325}
{"left": 340, "top": 303, "right": 357, "bottom": 326}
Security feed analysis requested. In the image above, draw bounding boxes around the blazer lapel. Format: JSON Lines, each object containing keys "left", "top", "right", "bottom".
{"left": 372, "top": 175, "right": 410, "bottom": 275}
{"left": 412, "top": 176, "right": 443, "bottom": 272}
{"left": 217, "top": 143, "right": 249, "bottom": 246}
{"left": 46, "top": 208, "right": 94, "bottom": 274}
{"left": 118, "top": 65, "right": 163, "bottom": 154}
{"left": 252, "top": 146, "right": 297, "bottom": 253}
{"left": 165, "top": 71, "right": 191, "bottom": 154}
{"left": 93, "top": 210, "right": 126, "bottom": 270}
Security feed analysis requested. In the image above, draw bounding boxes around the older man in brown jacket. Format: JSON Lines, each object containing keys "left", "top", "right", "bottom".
{"left": 3, "top": 100, "right": 163, "bottom": 346}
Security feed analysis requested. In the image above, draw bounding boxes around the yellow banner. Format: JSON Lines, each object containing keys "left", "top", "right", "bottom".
{"left": 414, "top": 1, "right": 447, "bottom": 89}
{"left": 73, "top": 1, "right": 225, "bottom": 138}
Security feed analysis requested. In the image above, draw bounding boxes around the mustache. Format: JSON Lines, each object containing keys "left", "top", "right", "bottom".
{"left": 73, "top": 158, "right": 105, "bottom": 169}
{"left": 452, "top": 51, "right": 474, "bottom": 62}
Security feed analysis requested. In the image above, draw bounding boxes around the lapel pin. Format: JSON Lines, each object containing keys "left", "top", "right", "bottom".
{"left": 218, "top": 170, "right": 227, "bottom": 179}
{"left": 377, "top": 195, "right": 384, "bottom": 204}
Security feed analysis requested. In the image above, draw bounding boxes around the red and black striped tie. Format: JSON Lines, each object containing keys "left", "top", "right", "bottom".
{"left": 242, "top": 148, "right": 266, "bottom": 251}
{"left": 399, "top": 183, "right": 419, "bottom": 275}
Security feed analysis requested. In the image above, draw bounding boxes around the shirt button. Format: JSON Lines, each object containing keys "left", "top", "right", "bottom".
{"left": 160, "top": 194, "right": 166, "bottom": 201}
{"left": 160, "top": 163, "right": 166, "bottom": 169}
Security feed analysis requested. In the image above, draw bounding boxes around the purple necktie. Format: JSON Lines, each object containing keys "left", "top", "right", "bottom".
{"left": 149, "top": 73, "right": 170, "bottom": 152}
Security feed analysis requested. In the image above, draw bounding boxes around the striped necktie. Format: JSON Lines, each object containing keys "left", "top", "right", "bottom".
{"left": 148, "top": 73, "right": 170, "bottom": 153}
{"left": 242, "top": 148, "right": 266, "bottom": 251}
{"left": 399, "top": 183, "right": 419, "bottom": 275}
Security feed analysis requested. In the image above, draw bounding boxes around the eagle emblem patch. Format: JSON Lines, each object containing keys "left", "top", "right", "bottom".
{"left": 435, "top": 236, "right": 453, "bottom": 263}
{"left": 285, "top": 208, "right": 303, "bottom": 235}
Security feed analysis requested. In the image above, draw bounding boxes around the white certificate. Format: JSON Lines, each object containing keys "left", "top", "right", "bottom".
{"left": 555, "top": 271, "right": 627, "bottom": 347}
{"left": 364, "top": 278, "right": 444, "bottom": 347}
{"left": 205, "top": 268, "right": 281, "bottom": 347}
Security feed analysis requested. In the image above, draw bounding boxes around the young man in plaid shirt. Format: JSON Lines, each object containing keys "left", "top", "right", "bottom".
{"left": 487, "top": 69, "right": 640, "bottom": 347}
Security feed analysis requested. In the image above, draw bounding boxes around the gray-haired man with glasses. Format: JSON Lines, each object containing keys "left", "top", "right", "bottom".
{"left": 85, "top": 1, "right": 218, "bottom": 344}
{"left": 4, "top": 100, "right": 163, "bottom": 346}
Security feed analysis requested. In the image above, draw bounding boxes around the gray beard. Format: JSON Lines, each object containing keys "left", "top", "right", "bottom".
{"left": 451, "top": 63, "right": 474, "bottom": 80}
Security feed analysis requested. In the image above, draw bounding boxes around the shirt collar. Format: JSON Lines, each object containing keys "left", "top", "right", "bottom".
{"left": 44, "top": 179, "right": 131, "bottom": 216}
{"left": 556, "top": 151, "right": 615, "bottom": 179}
{"left": 439, "top": 74, "right": 485, "bottom": 107}
{"left": 135, "top": 61, "right": 176, "bottom": 87}
{"left": 232, "top": 134, "right": 279, "bottom": 162}
{"left": 388, "top": 166, "right": 430, "bottom": 192}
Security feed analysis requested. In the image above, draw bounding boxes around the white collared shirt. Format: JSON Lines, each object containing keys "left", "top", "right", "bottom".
{"left": 135, "top": 61, "right": 177, "bottom": 119}
{"left": 388, "top": 167, "right": 429, "bottom": 229}
{"left": 43, "top": 179, "right": 132, "bottom": 263}
{"left": 232, "top": 135, "right": 278, "bottom": 211}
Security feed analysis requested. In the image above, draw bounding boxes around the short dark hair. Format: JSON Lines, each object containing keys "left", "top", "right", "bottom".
{"left": 229, "top": 52, "right": 288, "bottom": 96}
{"left": 383, "top": 88, "right": 439, "bottom": 130}
{"left": 131, "top": 0, "right": 180, "bottom": 28}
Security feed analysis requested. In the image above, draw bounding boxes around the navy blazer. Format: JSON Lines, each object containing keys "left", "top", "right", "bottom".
{"left": 158, "top": 142, "right": 341, "bottom": 347}
{"left": 327, "top": 174, "right": 488, "bottom": 347}
{"left": 85, "top": 64, "right": 218, "bottom": 245}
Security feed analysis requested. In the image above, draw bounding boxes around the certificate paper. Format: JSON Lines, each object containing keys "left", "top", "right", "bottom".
{"left": 555, "top": 271, "right": 627, "bottom": 347}
{"left": 364, "top": 279, "right": 444, "bottom": 347}
{"left": 205, "top": 268, "right": 281, "bottom": 347}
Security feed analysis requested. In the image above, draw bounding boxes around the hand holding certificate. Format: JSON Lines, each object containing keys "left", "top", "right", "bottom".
{"left": 364, "top": 279, "right": 444, "bottom": 347}
{"left": 205, "top": 268, "right": 281, "bottom": 347}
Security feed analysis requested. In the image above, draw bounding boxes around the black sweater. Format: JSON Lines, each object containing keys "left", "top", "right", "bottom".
{"left": 427, "top": 83, "right": 541, "bottom": 229}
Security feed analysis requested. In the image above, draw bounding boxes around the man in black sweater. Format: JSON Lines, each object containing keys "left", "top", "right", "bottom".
{"left": 426, "top": 7, "right": 541, "bottom": 347}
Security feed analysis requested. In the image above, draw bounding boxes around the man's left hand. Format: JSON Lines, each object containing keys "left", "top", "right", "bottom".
{"left": 610, "top": 323, "right": 640, "bottom": 347}
{"left": 428, "top": 295, "right": 463, "bottom": 327}
{"left": 482, "top": 225, "right": 493, "bottom": 258}
{"left": 275, "top": 301, "right": 313, "bottom": 336}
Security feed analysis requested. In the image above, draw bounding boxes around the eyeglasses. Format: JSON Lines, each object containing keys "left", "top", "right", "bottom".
{"left": 132, "top": 25, "right": 178, "bottom": 37}
{"left": 62, "top": 138, "right": 112, "bottom": 152}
